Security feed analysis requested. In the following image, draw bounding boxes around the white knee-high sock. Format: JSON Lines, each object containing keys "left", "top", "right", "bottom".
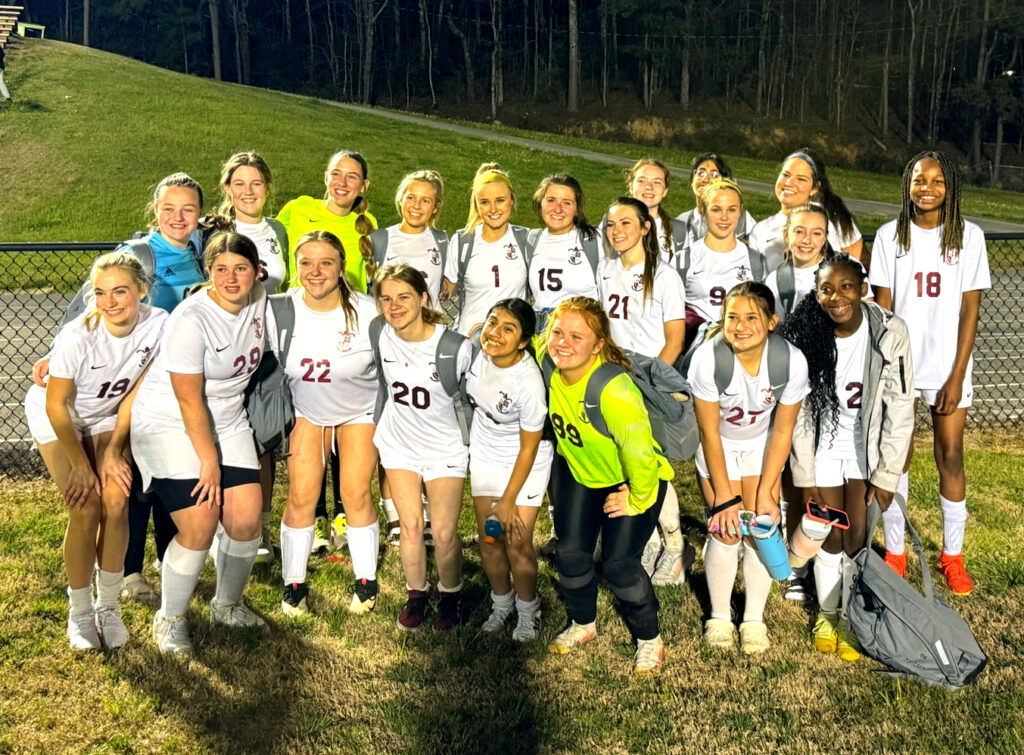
{"left": 658, "top": 486, "right": 683, "bottom": 550}
{"left": 280, "top": 523, "right": 314, "bottom": 584}
{"left": 742, "top": 542, "right": 773, "bottom": 623}
{"left": 813, "top": 548, "right": 843, "bottom": 616}
{"left": 940, "top": 496, "right": 968, "bottom": 555}
{"left": 213, "top": 533, "right": 259, "bottom": 607}
{"left": 883, "top": 473, "right": 909, "bottom": 555}
{"left": 347, "top": 521, "right": 380, "bottom": 581}
{"left": 161, "top": 539, "right": 207, "bottom": 618}
{"left": 704, "top": 537, "right": 740, "bottom": 621}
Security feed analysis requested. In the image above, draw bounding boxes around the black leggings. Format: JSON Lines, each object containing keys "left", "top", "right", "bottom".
{"left": 550, "top": 454, "right": 665, "bottom": 641}
{"left": 124, "top": 465, "right": 177, "bottom": 575}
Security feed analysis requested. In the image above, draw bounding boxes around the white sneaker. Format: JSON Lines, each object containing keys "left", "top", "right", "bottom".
{"left": 641, "top": 540, "right": 662, "bottom": 577}
{"left": 633, "top": 635, "right": 665, "bottom": 675}
{"left": 254, "top": 526, "right": 275, "bottom": 564}
{"left": 481, "top": 599, "right": 516, "bottom": 634}
{"left": 548, "top": 621, "right": 597, "bottom": 654}
{"left": 95, "top": 605, "right": 129, "bottom": 649}
{"left": 210, "top": 599, "right": 267, "bottom": 629}
{"left": 651, "top": 548, "right": 684, "bottom": 586}
{"left": 152, "top": 609, "right": 192, "bottom": 655}
{"left": 311, "top": 516, "right": 330, "bottom": 554}
{"left": 67, "top": 610, "right": 101, "bottom": 651}
{"left": 119, "top": 572, "right": 155, "bottom": 603}
{"left": 511, "top": 607, "right": 542, "bottom": 642}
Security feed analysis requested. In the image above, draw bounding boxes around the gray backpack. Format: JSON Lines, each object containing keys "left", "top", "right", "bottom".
{"left": 244, "top": 294, "right": 297, "bottom": 456}
{"left": 367, "top": 315, "right": 473, "bottom": 444}
{"left": 677, "top": 330, "right": 790, "bottom": 404}
{"left": 845, "top": 494, "right": 987, "bottom": 688}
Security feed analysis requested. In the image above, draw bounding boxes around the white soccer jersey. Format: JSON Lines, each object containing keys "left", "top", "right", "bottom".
{"left": 688, "top": 337, "right": 810, "bottom": 442}
{"left": 446, "top": 226, "right": 528, "bottom": 336}
{"left": 816, "top": 318, "right": 869, "bottom": 461}
{"left": 598, "top": 256, "right": 686, "bottom": 358}
{"left": 748, "top": 211, "right": 862, "bottom": 272}
{"left": 269, "top": 289, "right": 378, "bottom": 427}
{"left": 527, "top": 228, "right": 599, "bottom": 310}
{"left": 380, "top": 225, "right": 446, "bottom": 304}
{"left": 765, "top": 264, "right": 818, "bottom": 320}
{"left": 235, "top": 218, "right": 288, "bottom": 293}
{"left": 869, "top": 219, "right": 990, "bottom": 389}
{"left": 373, "top": 324, "right": 473, "bottom": 458}
{"left": 684, "top": 239, "right": 761, "bottom": 322}
{"left": 25, "top": 306, "right": 166, "bottom": 436}
{"left": 466, "top": 349, "right": 549, "bottom": 465}
{"left": 132, "top": 287, "right": 267, "bottom": 438}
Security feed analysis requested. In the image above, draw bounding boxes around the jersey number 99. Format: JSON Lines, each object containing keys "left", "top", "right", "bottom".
{"left": 550, "top": 412, "right": 583, "bottom": 447}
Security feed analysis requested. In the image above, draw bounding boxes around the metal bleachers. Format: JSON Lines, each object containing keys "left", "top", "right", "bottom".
{"left": 0, "top": 5, "right": 24, "bottom": 48}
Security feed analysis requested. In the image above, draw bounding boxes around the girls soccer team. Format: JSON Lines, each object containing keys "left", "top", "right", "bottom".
{"left": 28, "top": 149, "right": 990, "bottom": 676}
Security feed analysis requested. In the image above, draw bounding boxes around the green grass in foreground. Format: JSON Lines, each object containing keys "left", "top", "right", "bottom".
{"left": 2, "top": 38, "right": 1022, "bottom": 254}
{"left": 1, "top": 431, "right": 1023, "bottom": 753}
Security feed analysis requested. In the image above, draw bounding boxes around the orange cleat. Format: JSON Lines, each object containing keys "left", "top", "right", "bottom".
{"left": 940, "top": 553, "right": 974, "bottom": 595}
{"left": 884, "top": 550, "right": 907, "bottom": 578}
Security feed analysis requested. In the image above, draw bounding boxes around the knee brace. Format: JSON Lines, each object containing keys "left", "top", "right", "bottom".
{"left": 602, "top": 558, "right": 651, "bottom": 605}
{"left": 556, "top": 547, "right": 596, "bottom": 590}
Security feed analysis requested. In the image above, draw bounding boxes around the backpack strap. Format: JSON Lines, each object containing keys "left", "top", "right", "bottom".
{"left": 526, "top": 227, "right": 543, "bottom": 256}
{"left": 436, "top": 327, "right": 472, "bottom": 444}
{"left": 777, "top": 260, "right": 796, "bottom": 314}
{"left": 124, "top": 237, "right": 156, "bottom": 274}
{"left": 455, "top": 230, "right": 476, "bottom": 309}
{"left": 267, "top": 294, "right": 296, "bottom": 366}
{"left": 369, "top": 227, "right": 389, "bottom": 269}
{"left": 429, "top": 227, "right": 449, "bottom": 276}
{"left": 766, "top": 333, "right": 791, "bottom": 405}
{"left": 511, "top": 225, "right": 532, "bottom": 270}
{"left": 580, "top": 231, "right": 601, "bottom": 276}
{"left": 583, "top": 362, "right": 626, "bottom": 440}
{"left": 265, "top": 217, "right": 291, "bottom": 284}
{"left": 541, "top": 353, "right": 556, "bottom": 386}
{"left": 368, "top": 315, "right": 388, "bottom": 422}
{"left": 712, "top": 334, "right": 735, "bottom": 396}
{"left": 747, "top": 247, "right": 766, "bottom": 282}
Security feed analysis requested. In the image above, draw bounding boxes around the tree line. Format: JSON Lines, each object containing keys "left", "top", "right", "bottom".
{"left": 26, "top": 1, "right": 1024, "bottom": 183}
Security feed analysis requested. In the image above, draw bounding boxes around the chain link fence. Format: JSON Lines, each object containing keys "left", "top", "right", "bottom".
{"left": 1, "top": 236, "right": 1021, "bottom": 477}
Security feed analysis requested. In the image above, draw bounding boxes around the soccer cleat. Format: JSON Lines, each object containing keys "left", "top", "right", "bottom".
{"left": 703, "top": 618, "right": 736, "bottom": 649}
{"left": 348, "top": 578, "right": 378, "bottom": 614}
{"left": 548, "top": 621, "right": 597, "bottom": 654}
{"left": 254, "top": 526, "right": 275, "bottom": 564}
{"left": 433, "top": 591, "right": 463, "bottom": 631}
{"left": 396, "top": 589, "right": 431, "bottom": 631}
{"left": 641, "top": 540, "right": 662, "bottom": 577}
{"left": 512, "top": 607, "right": 542, "bottom": 642}
{"left": 884, "top": 550, "right": 907, "bottom": 578}
{"left": 119, "top": 572, "right": 155, "bottom": 603}
{"left": 941, "top": 553, "right": 974, "bottom": 595}
{"left": 739, "top": 620, "right": 770, "bottom": 654}
{"left": 210, "top": 599, "right": 267, "bottom": 628}
{"left": 152, "top": 610, "right": 192, "bottom": 655}
{"left": 481, "top": 600, "right": 516, "bottom": 634}
{"left": 385, "top": 520, "right": 401, "bottom": 547}
{"left": 633, "top": 635, "right": 665, "bottom": 676}
{"left": 282, "top": 582, "right": 310, "bottom": 616}
{"left": 95, "top": 605, "right": 129, "bottom": 649}
{"left": 67, "top": 610, "right": 101, "bottom": 651}
{"left": 835, "top": 621, "right": 862, "bottom": 662}
{"left": 812, "top": 613, "right": 839, "bottom": 654}
{"left": 538, "top": 536, "right": 558, "bottom": 561}
{"left": 331, "top": 513, "right": 348, "bottom": 551}
{"left": 783, "top": 574, "right": 810, "bottom": 602}
{"left": 311, "top": 517, "right": 330, "bottom": 554}
{"left": 651, "top": 548, "right": 685, "bottom": 586}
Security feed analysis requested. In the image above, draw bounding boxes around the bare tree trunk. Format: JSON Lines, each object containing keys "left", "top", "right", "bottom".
{"left": 179, "top": 0, "right": 191, "bottom": 74}
{"left": 532, "top": 0, "right": 541, "bottom": 100}
{"left": 490, "top": 0, "right": 502, "bottom": 118}
{"left": 905, "top": 0, "right": 922, "bottom": 145}
{"left": 756, "top": 0, "right": 771, "bottom": 114}
{"left": 209, "top": 0, "right": 223, "bottom": 81}
{"left": 972, "top": 0, "right": 992, "bottom": 166}
{"left": 880, "top": 0, "right": 892, "bottom": 136}
{"left": 284, "top": 0, "right": 292, "bottom": 44}
{"left": 448, "top": 16, "right": 475, "bottom": 101}
{"left": 326, "top": 0, "right": 339, "bottom": 91}
{"left": 567, "top": 0, "right": 580, "bottom": 111}
{"left": 304, "top": 0, "right": 314, "bottom": 83}
{"left": 420, "top": 0, "right": 437, "bottom": 108}
{"left": 83, "top": 0, "right": 90, "bottom": 46}
{"left": 680, "top": 0, "right": 694, "bottom": 107}
{"left": 360, "top": 1, "right": 390, "bottom": 105}
{"left": 600, "top": 2, "right": 608, "bottom": 107}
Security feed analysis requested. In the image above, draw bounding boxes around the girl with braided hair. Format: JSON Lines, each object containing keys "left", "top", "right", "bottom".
{"left": 869, "top": 151, "right": 991, "bottom": 595}
{"left": 780, "top": 254, "right": 915, "bottom": 661}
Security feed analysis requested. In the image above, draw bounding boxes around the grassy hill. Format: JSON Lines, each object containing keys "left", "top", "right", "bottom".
{"left": 2, "top": 38, "right": 1023, "bottom": 245}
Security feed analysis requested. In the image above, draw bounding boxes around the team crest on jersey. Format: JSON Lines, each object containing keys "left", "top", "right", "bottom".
{"left": 429, "top": 248, "right": 441, "bottom": 265}
{"left": 496, "top": 391, "right": 512, "bottom": 414}
{"left": 251, "top": 315, "right": 263, "bottom": 339}
{"left": 270, "top": 239, "right": 281, "bottom": 256}
{"left": 737, "top": 265, "right": 750, "bottom": 281}
{"left": 428, "top": 361, "right": 440, "bottom": 382}
{"left": 631, "top": 274, "right": 643, "bottom": 292}
{"left": 577, "top": 401, "right": 590, "bottom": 424}
{"left": 505, "top": 244, "right": 519, "bottom": 260}
{"left": 136, "top": 345, "right": 154, "bottom": 369}
{"left": 567, "top": 247, "right": 583, "bottom": 265}
{"left": 339, "top": 330, "right": 353, "bottom": 352}
{"left": 761, "top": 387, "right": 776, "bottom": 406}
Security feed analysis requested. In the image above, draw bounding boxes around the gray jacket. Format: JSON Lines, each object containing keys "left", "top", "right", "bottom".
{"left": 790, "top": 301, "right": 915, "bottom": 492}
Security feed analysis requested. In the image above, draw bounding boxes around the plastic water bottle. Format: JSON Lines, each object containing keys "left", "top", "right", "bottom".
{"left": 483, "top": 515, "right": 503, "bottom": 544}
{"left": 740, "top": 512, "right": 792, "bottom": 580}
{"left": 788, "top": 511, "right": 833, "bottom": 568}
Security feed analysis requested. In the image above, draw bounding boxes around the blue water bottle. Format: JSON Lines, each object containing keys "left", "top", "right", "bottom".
{"left": 483, "top": 515, "right": 504, "bottom": 544}
{"left": 740, "top": 512, "right": 792, "bottom": 580}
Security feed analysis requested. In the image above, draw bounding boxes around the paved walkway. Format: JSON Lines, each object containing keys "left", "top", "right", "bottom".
{"left": 311, "top": 99, "right": 1024, "bottom": 233}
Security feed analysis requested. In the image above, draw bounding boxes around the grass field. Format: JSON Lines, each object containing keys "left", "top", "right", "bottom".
{"left": 1, "top": 432, "right": 1023, "bottom": 754}
{"left": 2, "top": 38, "right": 1023, "bottom": 252}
